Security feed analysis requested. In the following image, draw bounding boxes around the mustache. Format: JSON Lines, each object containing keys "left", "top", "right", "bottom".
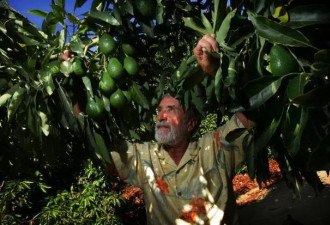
{"left": 156, "top": 121, "right": 171, "bottom": 129}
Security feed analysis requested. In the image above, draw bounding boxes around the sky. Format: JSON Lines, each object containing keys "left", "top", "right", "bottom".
{"left": 8, "top": 0, "right": 93, "bottom": 28}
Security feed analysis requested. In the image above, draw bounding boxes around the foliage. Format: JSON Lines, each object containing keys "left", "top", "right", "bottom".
{"left": 0, "top": 175, "right": 50, "bottom": 225}
{"left": 36, "top": 160, "right": 124, "bottom": 225}
{"left": 0, "top": 0, "right": 330, "bottom": 222}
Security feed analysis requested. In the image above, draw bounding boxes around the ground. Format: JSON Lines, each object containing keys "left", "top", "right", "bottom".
{"left": 120, "top": 160, "right": 330, "bottom": 225}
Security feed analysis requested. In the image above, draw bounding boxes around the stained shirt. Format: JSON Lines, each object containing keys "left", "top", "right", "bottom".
{"left": 110, "top": 115, "right": 248, "bottom": 225}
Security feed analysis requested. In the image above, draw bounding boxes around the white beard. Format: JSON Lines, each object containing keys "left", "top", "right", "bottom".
{"left": 155, "top": 121, "right": 188, "bottom": 146}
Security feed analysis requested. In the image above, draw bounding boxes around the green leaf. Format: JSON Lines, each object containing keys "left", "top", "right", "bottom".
{"left": 51, "top": 4, "right": 65, "bottom": 25}
{"left": 113, "top": 5, "right": 122, "bottom": 26}
{"left": 256, "top": 37, "right": 266, "bottom": 76}
{"left": 57, "top": 84, "right": 79, "bottom": 133}
{"left": 60, "top": 61, "right": 73, "bottom": 75}
{"left": 287, "top": 5, "right": 330, "bottom": 28}
{"left": 130, "top": 82, "right": 150, "bottom": 110}
{"left": 70, "top": 35, "right": 83, "bottom": 57}
{"left": 256, "top": 105, "right": 284, "bottom": 151}
{"left": 88, "top": 11, "right": 121, "bottom": 25}
{"left": 283, "top": 106, "right": 308, "bottom": 156}
{"left": 201, "top": 12, "right": 213, "bottom": 33}
{"left": 67, "top": 13, "right": 80, "bottom": 24}
{"left": 7, "top": 87, "right": 25, "bottom": 121}
{"left": 40, "top": 70, "right": 55, "bottom": 95}
{"left": 26, "top": 10, "right": 48, "bottom": 18}
{"left": 212, "top": 0, "right": 227, "bottom": 32}
{"left": 226, "top": 128, "right": 246, "bottom": 143}
{"left": 287, "top": 73, "right": 307, "bottom": 100}
{"left": 58, "top": 28, "right": 66, "bottom": 49}
{"left": 244, "top": 74, "right": 296, "bottom": 109}
{"left": 248, "top": 12, "right": 314, "bottom": 48}
{"left": 74, "top": 0, "right": 88, "bottom": 9}
{"left": 254, "top": 0, "right": 267, "bottom": 14}
{"left": 102, "top": 95, "right": 110, "bottom": 112}
{"left": 223, "top": 57, "right": 237, "bottom": 87}
{"left": 82, "top": 76, "right": 93, "bottom": 97}
{"left": 93, "top": 131, "right": 111, "bottom": 163}
{"left": 216, "top": 10, "right": 236, "bottom": 47}
{"left": 38, "top": 110, "right": 50, "bottom": 136}
{"left": 183, "top": 17, "right": 209, "bottom": 35}
{"left": 292, "top": 85, "right": 330, "bottom": 108}
{"left": 0, "top": 84, "right": 19, "bottom": 107}
{"left": 191, "top": 87, "right": 205, "bottom": 115}
{"left": 17, "top": 34, "right": 40, "bottom": 46}
{"left": 227, "top": 24, "right": 254, "bottom": 49}
{"left": 27, "top": 104, "right": 41, "bottom": 136}
{"left": 314, "top": 49, "right": 330, "bottom": 63}
{"left": 181, "top": 67, "right": 205, "bottom": 90}
{"left": 156, "top": 0, "right": 164, "bottom": 24}
{"left": 120, "top": 0, "right": 134, "bottom": 15}
{"left": 214, "top": 66, "right": 222, "bottom": 102}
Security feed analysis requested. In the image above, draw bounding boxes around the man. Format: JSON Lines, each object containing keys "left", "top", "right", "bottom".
{"left": 109, "top": 35, "right": 253, "bottom": 225}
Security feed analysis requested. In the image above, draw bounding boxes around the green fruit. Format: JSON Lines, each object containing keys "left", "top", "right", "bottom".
{"left": 110, "top": 89, "right": 127, "bottom": 108}
{"left": 108, "top": 58, "right": 124, "bottom": 80}
{"left": 99, "top": 34, "right": 115, "bottom": 55}
{"left": 124, "top": 56, "right": 139, "bottom": 76}
{"left": 122, "top": 43, "right": 136, "bottom": 56}
{"left": 72, "top": 58, "right": 84, "bottom": 76}
{"left": 135, "top": 0, "right": 155, "bottom": 18}
{"left": 86, "top": 95, "right": 104, "bottom": 118}
{"left": 123, "top": 90, "right": 132, "bottom": 102}
{"left": 269, "top": 45, "right": 299, "bottom": 76}
{"left": 99, "top": 71, "right": 116, "bottom": 95}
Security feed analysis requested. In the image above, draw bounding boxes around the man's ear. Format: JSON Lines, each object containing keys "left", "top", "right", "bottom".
{"left": 187, "top": 117, "right": 198, "bottom": 132}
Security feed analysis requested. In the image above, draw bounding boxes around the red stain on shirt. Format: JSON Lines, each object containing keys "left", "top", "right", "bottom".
{"left": 156, "top": 176, "right": 169, "bottom": 194}
{"left": 214, "top": 131, "right": 221, "bottom": 149}
{"left": 180, "top": 196, "right": 207, "bottom": 223}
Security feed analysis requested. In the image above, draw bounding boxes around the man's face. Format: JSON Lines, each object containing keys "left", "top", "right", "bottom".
{"left": 155, "top": 96, "right": 189, "bottom": 146}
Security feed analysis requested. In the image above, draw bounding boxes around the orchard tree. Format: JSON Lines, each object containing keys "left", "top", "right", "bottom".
{"left": 0, "top": 0, "right": 330, "bottom": 222}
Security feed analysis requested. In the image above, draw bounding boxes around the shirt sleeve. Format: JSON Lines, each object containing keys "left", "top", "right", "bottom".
{"left": 109, "top": 141, "right": 146, "bottom": 187}
{"left": 215, "top": 114, "right": 250, "bottom": 178}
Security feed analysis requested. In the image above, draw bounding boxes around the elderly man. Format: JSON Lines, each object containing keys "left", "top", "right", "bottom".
{"left": 109, "top": 35, "right": 253, "bottom": 225}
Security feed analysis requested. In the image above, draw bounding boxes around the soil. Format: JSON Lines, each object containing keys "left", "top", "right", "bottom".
{"left": 238, "top": 170, "right": 330, "bottom": 225}
{"left": 120, "top": 159, "right": 330, "bottom": 225}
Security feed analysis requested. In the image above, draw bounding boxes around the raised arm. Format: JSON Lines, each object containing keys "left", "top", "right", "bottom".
{"left": 193, "top": 34, "right": 219, "bottom": 76}
{"left": 194, "top": 35, "right": 254, "bottom": 130}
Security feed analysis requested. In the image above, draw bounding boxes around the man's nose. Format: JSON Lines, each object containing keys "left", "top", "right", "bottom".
{"left": 157, "top": 110, "right": 168, "bottom": 122}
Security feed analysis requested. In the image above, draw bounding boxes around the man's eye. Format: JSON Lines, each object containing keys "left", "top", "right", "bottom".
{"left": 167, "top": 106, "right": 175, "bottom": 112}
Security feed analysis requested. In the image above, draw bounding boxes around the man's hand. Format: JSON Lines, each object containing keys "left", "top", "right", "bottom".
{"left": 58, "top": 49, "right": 74, "bottom": 61}
{"left": 193, "top": 34, "right": 219, "bottom": 76}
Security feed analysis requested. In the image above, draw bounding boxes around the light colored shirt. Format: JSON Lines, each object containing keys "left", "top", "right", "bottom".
{"left": 111, "top": 115, "right": 247, "bottom": 225}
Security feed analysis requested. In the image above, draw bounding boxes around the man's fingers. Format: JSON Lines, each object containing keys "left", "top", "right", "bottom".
{"left": 59, "top": 50, "right": 74, "bottom": 61}
{"left": 197, "top": 39, "right": 214, "bottom": 54}
{"left": 202, "top": 34, "right": 218, "bottom": 52}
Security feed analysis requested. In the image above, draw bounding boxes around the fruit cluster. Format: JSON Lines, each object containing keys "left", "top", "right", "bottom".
{"left": 85, "top": 34, "right": 139, "bottom": 118}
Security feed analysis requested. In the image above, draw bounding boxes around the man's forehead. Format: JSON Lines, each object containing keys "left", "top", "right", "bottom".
{"left": 158, "top": 96, "right": 181, "bottom": 107}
